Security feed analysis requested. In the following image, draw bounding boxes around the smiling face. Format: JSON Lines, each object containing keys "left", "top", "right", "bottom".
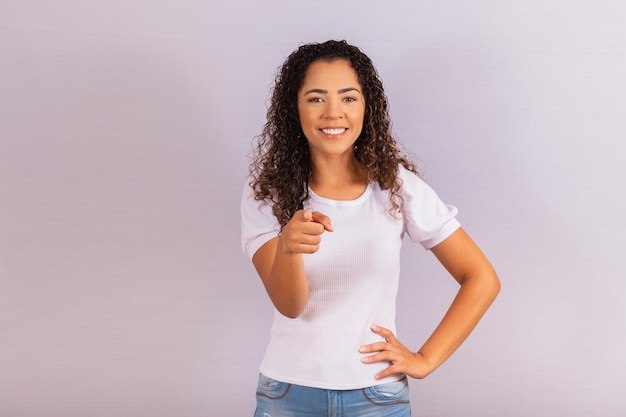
{"left": 297, "top": 59, "right": 365, "bottom": 161}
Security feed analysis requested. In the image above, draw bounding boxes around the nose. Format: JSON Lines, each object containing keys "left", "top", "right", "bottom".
{"left": 324, "top": 98, "right": 343, "bottom": 119}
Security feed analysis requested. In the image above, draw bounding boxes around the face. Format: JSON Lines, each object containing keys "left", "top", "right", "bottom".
{"left": 297, "top": 59, "right": 365, "bottom": 160}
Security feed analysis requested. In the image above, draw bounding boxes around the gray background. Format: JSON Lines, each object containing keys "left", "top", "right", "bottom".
{"left": 1, "top": 1, "right": 625, "bottom": 416}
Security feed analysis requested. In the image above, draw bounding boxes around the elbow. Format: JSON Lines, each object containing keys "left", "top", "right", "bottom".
{"left": 279, "top": 305, "right": 306, "bottom": 319}
{"left": 486, "top": 270, "right": 501, "bottom": 302}
{"left": 464, "top": 268, "right": 500, "bottom": 303}
{"left": 274, "top": 296, "right": 308, "bottom": 319}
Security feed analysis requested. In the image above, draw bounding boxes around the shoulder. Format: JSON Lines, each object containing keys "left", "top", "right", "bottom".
{"left": 396, "top": 163, "right": 420, "bottom": 182}
{"left": 395, "top": 165, "right": 461, "bottom": 248}
{"left": 240, "top": 180, "right": 280, "bottom": 258}
{"left": 395, "top": 163, "right": 432, "bottom": 200}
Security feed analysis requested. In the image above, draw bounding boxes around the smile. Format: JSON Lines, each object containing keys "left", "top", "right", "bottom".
{"left": 321, "top": 128, "right": 347, "bottom": 135}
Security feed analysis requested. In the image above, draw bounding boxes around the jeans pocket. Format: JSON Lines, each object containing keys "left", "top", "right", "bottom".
{"left": 362, "top": 377, "right": 410, "bottom": 405}
{"left": 256, "top": 374, "right": 291, "bottom": 400}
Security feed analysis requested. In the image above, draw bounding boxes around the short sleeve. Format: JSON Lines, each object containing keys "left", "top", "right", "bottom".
{"left": 398, "top": 166, "right": 461, "bottom": 249}
{"left": 240, "top": 181, "right": 281, "bottom": 258}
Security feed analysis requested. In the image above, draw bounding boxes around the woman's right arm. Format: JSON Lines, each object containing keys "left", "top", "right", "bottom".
{"left": 252, "top": 210, "right": 332, "bottom": 318}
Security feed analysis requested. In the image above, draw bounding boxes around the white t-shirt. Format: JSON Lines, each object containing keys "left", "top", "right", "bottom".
{"left": 241, "top": 165, "right": 460, "bottom": 389}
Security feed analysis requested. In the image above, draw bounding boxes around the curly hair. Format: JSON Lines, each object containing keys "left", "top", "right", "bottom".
{"left": 249, "top": 39, "right": 417, "bottom": 228}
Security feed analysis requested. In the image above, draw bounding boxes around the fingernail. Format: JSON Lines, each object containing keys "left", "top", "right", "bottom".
{"left": 358, "top": 346, "right": 365, "bottom": 353}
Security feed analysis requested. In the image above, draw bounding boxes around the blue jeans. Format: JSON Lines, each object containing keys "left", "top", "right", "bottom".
{"left": 254, "top": 373, "right": 411, "bottom": 417}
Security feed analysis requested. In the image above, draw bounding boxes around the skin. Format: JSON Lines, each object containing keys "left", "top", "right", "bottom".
{"left": 252, "top": 58, "right": 501, "bottom": 379}
{"left": 298, "top": 59, "right": 368, "bottom": 200}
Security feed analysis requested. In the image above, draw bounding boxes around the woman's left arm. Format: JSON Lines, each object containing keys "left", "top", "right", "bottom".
{"left": 359, "top": 227, "right": 501, "bottom": 380}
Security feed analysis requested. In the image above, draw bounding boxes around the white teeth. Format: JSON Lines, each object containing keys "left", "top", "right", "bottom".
{"left": 322, "top": 128, "right": 346, "bottom": 135}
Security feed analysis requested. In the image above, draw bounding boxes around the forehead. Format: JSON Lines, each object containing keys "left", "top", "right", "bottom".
{"left": 300, "top": 59, "right": 361, "bottom": 89}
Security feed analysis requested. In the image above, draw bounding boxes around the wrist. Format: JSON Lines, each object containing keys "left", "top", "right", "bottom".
{"left": 277, "top": 234, "right": 295, "bottom": 255}
{"left": 413, "top": 351, "right": 439, "bottom": 378}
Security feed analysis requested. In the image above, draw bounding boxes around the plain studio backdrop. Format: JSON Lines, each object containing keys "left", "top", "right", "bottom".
{"left": 1, "top": 1, "right": 625, "bottom": 416}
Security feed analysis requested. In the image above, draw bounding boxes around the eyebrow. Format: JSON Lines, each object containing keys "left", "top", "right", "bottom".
{"left": 303, "top": 87, "right": 361, "bottom": 95}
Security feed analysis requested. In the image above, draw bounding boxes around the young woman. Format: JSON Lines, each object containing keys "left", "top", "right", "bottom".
{"left": 241, "top": 40, "right": 500, "bottom": 416}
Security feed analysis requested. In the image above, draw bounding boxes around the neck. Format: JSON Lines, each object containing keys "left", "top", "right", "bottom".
{"left": 309, "top": 154, "right": 368, "bottom": 199}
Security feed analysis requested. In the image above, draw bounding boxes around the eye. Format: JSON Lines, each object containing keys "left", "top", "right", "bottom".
{"left": 343, "top": 96, "right": 358, "bottom": 102}
{"left": 307, "top": 97, "right": 324, "bottom": 103}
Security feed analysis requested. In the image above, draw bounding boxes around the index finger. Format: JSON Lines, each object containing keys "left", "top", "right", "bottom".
{"left": 370, "top": 325, "right": 397, "bottom": 343}
{"left": 311, "top": 211, "right": 333, "bottom": 232}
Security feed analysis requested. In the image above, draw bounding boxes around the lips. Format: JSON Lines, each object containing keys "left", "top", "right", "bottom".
{"left": 321, "top": 128, "right": 347, "bottom": 135}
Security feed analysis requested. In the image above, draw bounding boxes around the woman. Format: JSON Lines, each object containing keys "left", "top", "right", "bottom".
{"left": 241, "top": 40, "right": 500, "bottom": 416}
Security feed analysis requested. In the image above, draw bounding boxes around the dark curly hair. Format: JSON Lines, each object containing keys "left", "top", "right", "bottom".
{"left": 249, "top": 39, "right": 417, "bottom": 228}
